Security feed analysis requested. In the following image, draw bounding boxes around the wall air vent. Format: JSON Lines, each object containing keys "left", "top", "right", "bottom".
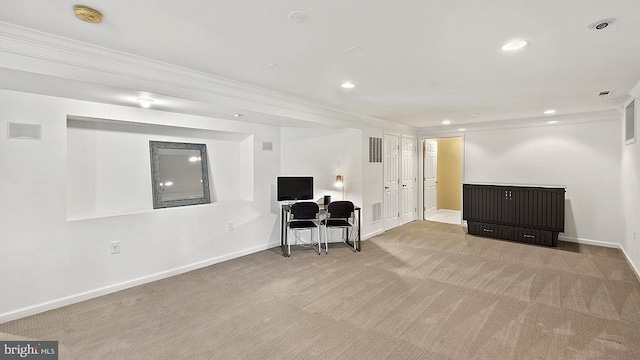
{"left": 372, "top": 202, "right": 382, "bottom": 223}
{"left": 8, "top": 122, "right": 42, "bottom": 140}
{"left": 369, "top": 137, "right": 382, "bottom": 163}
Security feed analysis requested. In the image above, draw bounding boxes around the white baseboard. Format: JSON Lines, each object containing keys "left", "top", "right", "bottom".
{"left": 362, "top": 229, "right": 385, "bottom": 240}
{"left": 0, "top": 242, "right": 281, "bottom": 324}
{"left": 619, "top": 245, "right": 640, "bottom": 284}
{"left": 558, "top": 235, "right": 620, "bottom": 248}
{"left": 558, "top": 235, "right": 640, "bottom": 283}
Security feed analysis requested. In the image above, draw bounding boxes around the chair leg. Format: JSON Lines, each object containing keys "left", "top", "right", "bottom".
{"left": 323, "top": 226, "right": 327, "bottom": 254}
{"left": 324, "top": 227, "right": 328, "bottom": 254}
{"left": 312, "top": 228, "right": 320, "bottom": 255}
{"left": 346, "top": 227, "right": 356, "bottom": 252}
{"left": 288, "top": 226, "right": 324, "bottom": 255}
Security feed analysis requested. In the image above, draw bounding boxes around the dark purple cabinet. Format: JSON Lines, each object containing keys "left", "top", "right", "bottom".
{"left": 463, "top": 184, "right": 565, "bottom": 247}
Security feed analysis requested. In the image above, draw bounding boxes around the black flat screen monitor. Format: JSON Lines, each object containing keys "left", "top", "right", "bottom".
{"left": 277, "top": 176, "right": 313, "bottom": 201}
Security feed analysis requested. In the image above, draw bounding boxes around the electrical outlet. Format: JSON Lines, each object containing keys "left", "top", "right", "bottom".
{"left": 228, "top": 221, "right": 234, "bottom": 231}
{"left": 110, "top": 241, "right": 120, "bottom": 255}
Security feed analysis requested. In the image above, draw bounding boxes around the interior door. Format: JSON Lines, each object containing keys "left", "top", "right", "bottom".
{"left": 383, "top": 134, "right": 400, "bottom": 230}
{"left": 401, "top": 136, "right": 417, "bottom": 224}
{"left": 423, "top": 140, "right": 438, "bottom": 218}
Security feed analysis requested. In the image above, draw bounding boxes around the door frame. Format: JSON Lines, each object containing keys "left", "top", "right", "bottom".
{"left": 418, "top": 134, "right": 466, "bottom": 224}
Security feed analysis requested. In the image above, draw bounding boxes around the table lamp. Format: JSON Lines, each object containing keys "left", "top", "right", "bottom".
{"left": 335, "top": 175, "right": 345, "bottom": 200}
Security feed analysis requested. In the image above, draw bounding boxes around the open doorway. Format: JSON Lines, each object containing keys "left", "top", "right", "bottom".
{"left": 422, "top": 137, "right": 462, "bottom": 225}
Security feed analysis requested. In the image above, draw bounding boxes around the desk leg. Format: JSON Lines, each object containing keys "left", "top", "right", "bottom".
{"left": 357, "top": 208, "right": 361, "bottom": 252}
{"left": 280, "top": 206, "right": 290, "bottom": 257}
{"left": 344, "top": 212, "right": 358, "bottom": 253}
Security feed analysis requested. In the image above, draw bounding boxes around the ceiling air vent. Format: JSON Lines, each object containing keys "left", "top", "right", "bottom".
{"left": 598, "top": 90, "right": 611, "bottom": 97}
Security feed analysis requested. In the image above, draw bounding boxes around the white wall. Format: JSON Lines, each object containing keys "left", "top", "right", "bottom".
{"left": 0, "top": 89, "right": 281, "bottom": 322}
{"left": 464, "top": 119, "right": 621, "bottom": 245}
{"left": 620, "top": 95, "right": 640, "bottom": 276}
{"left": 280, "top": 126, "right": 363, "bottom": 209}
{"left": 361, "top": 127, "right": 385, "bottom": 238}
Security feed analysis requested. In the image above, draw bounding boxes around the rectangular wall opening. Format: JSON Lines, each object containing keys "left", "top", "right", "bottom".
{"left": 66, "top": 116, "right": 253, "bottom": 220}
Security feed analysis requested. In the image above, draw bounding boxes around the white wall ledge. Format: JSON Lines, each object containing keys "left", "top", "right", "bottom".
{"left": 66, "top": 199, "right": 251, "bottom": 222}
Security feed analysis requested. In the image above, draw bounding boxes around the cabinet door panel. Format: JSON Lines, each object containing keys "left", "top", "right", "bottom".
{"left": 502, "top": 187, "right": 513, "bottom": 224}
{"left": 510, "top": 188, "right": 564, "bottom": 231}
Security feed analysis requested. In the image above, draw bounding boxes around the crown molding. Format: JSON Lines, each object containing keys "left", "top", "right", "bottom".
{"left": 0, "top": 21, "right": 413, "bottom": 131}
{"left": 418, "top": 109, "right": 620, "bottom": 136}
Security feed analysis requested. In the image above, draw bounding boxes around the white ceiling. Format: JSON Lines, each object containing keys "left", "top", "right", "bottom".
{"left": 1, "top": 0, "right": 639, "bottom": 128}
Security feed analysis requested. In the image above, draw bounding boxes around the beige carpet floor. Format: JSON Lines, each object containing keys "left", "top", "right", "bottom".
{"left": 2, "top": 221, "right": 640, "bottom": 359}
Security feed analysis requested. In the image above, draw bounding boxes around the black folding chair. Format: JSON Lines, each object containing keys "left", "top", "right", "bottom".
{"left": 321, "top": 201, "right": 355, "bottom": 254}
{"left": 288, "top": 202, "right": 321, "bottom": 255}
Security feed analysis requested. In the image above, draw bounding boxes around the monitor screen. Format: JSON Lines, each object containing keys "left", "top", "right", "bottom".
{"left": 277, "top": 177, "right": 314, "bottom": 201}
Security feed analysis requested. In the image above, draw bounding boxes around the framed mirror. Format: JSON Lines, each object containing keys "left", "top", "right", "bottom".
{"left": 149, "top": 141, "right": 211, "bottom": 209}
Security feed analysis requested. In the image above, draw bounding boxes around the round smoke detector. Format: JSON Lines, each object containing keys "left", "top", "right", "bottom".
{"left": 289, "top": 11, "right": 309, "bottom": 23}
{"left": 74, "top": 5, "right": 103, "bottom": 24}
{"left": 588, "top": 18, "right": 615, "bottom": 30}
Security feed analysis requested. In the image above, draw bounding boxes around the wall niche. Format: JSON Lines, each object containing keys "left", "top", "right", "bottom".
{"left": 66, "top": 116, "right": 253, "bottom": 220}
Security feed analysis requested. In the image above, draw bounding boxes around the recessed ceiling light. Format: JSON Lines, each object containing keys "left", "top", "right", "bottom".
{"left": 346, "top": 45, "right": 363, "bottom": 53}
{"left": 547, "top": 120, "right": 558, "bottom": 124}
{"left": 588, "top": 18, "right": 615, "bottom": 30}
{"left": 137, "top": 98, "right": 153, "bottom": 108}
{"left": 341, "top": 81, "right": 356, "bottom": 89}
{"left": 543, "top": 109, "right": 556, "bottom": 115}
{"left": 457, "top": 128, "right": 466, "bottom": 131}
{"left": 501, "top": 40, "right": 528, "bottom": 51}
{"left": 289, "top": 11, "right": 309, "bottom": 23}
{"left": 469, "top": 113, "right": 478, "bottom": 117}
{"left": 442, "top": 120, "right": 451, "bottom": 125}
{"left": 265, "top": 63, "right": 280, "bottom": 69}
{"left": 233, "top": 113, "right": 243, "bottom": 118}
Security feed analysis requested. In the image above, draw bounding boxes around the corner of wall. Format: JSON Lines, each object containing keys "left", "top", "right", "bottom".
{"left": 619, "top": 81, "right": 640, "bottom": 284}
